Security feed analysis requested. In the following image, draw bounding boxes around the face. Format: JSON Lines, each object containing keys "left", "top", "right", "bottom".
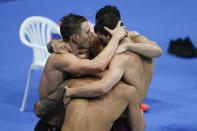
{"left": 96, "top": 32, "right": 111, "bottom": 46}
{"left": 77, "top": 21, "right": 93, "bottom": 49}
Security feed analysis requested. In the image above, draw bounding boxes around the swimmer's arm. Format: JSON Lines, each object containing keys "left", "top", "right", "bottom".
{"left": 54, "top": 46, "right": 111, "bottom": 75}
{"left": 66, "top": 54, "right": 128, "bottom": 97}
{"left": 54, "top": 22, "right": 126, "bottom": 75}
{"left": 54, "top": 53, "right": 103, "bottom": 75}
{"left": 126, "top": 88, "right": 145, "bottom": 131}
{"left": 116, "top": 34, "right": 162, "bottom": 58}
{"left": 55, "top": 36, "right": 123, "bottom": 75}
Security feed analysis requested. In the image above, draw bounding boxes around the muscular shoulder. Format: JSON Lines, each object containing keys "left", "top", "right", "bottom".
{"left": 48, "top": 53, "right": 74, "bottom": 69}
{"left": 123, "top": 51, "right": 141, "bottom": 63}
{"left": 109, "top": 53, "right": 130, "bottom": 69}
{"left": 110, "top": 52, "right": 140, "bottom": 69}
{"left": 114, "top": 52, "right": 131, "bottom": 62}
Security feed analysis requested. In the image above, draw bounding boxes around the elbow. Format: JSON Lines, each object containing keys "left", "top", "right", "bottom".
{"left": 94, "top": 63, "right": 106, "bottom": 73}
{"left": 151, "top": 42, "right": 163, "bottom": 58}
{"left": 150, "top": 48, "right": 162, "bottom": 58}
{"left": 155, "top": 47, "right": 163, "bottom": 57}
{"left": 99, "top": 65, "right": 106, "bottom": 72}
{"left": 98, "top": 87, "right": 108, "bottom": 95}
{"left": 158, "top": 48, "right": 163, "bottom": 56}
{"left": 97, "top": 84, "right": 110, "bottom": 95}
{"left": 100, "top": 82, "right": 112, "bottom": 95}
{"left": 155, "top": 42, "right": 163, "bottom": 57}
{"left": 101, "top": 87, "right": 109, "bottom": 94}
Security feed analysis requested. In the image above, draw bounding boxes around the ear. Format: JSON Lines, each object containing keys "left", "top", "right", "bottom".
{"left": 71, "top": 34, "right": 79, "bottom": 43}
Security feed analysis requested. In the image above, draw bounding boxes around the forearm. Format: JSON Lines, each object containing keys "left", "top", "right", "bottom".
{"left": 92, "top": 36, "right": 120, "bottom": 69}
{"left": 67, "top": 81, "right": 107, "bottom": 97}
{"left": 34, "top": 84, "right": 65, "bottom": 118}
{"left": 67, "top": 67, "right": 123, "bottom": 98}
{"left": 69, "top": 81, "right": 114, "bottom": 97}
{"left": 127, "top": 42, "right": 162, "bottom": 58}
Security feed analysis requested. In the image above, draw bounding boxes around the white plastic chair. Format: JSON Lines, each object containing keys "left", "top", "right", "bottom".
{"left": 19, "top": 16, "right": 61, "bottom": 111}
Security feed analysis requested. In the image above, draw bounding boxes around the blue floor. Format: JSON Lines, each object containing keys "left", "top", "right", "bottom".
{"left": 0, "top": 0, "right": 197, "bottom": 130}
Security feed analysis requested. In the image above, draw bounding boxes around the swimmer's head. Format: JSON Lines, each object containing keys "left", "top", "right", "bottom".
{"left": 94, "top": 5, "right": 123, "bottom": 45}
{"left": 60, "top": 13, "right": 92, "bottom": 49}
{"left": 95, "top": 5, "right": 121, "bottom": 22}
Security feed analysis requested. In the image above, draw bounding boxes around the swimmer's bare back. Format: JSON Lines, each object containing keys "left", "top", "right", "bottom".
{"left": 62, "top": 78, "right": 138, "bottom": 131}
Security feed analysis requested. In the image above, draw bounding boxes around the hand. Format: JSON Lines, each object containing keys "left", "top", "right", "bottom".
{"left": 64, "top": 86, "right": 71, "bottom": 97}
{"left": 128, "top": 31, "right": 140, "bottom": 37}
{"left": 104, "top": 21, "right": 126, "bottom": 40}
{"left": 63, "top": 86, "right": 71, "bottom": 105}
{"left": 52, "top": 41, "right": 68, "bottom": 54}
{"left": 115, "top": 43, "right": 128, "bottom": 55}
{"left": 47, "top": 40, "right": 54, "bottom": 53}
{"left": 63, "top": 95, "right": 71, "bottom": 106}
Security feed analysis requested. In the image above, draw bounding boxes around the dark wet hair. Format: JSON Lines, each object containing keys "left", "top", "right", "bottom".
{"left": 60, "top": 13, "right": 87, "bottom": 41}
{"left": 94, "top": 5, "right": 122, "bottom": 36}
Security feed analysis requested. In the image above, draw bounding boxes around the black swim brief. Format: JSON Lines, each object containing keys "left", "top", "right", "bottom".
{"left": 34, "top": 119, "right": 60, "bottom": 131}
{"left": 111, "top": 118, "right": 131, "bottom": 131}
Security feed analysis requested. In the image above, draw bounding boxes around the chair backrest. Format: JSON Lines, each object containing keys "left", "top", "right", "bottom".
{"left": 19, "top": 16, "right": 61, "bottom": 66}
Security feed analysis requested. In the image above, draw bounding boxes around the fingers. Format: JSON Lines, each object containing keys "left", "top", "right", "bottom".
{"left": 117, "top": 20, "right": 122, "bottom": 26}
{"left": 64, "top": 86, "right": 68, "bottom": 90}
{"left": 67, "top": 44, "right": 72, "bottom": 52}
{"left": 123, "top": 26, "right": 127, "bottom": 34}
{"left": 78, "top": 54, "right": 89, "bottom": 59}
{"left": 125, "top": 31, "right": 128, "bottom": 37}
{"left": 79, "top": 49, "right": 89, "bottom": 54}
{"left": 132, "top": 31, "right": 140, "bottom": 35}
{"left": 63, "top": 95, "right": 71, "bottom": 106}
{"left": 63, "top": 86, "right": 71, "bottom": 106}
{"left": 78, "top": 49, "right": 89, "bottom": 59}
{"left": 116, "top": 48, "right": 126, "bottom": 54}
{"left": 117, "top": 21, "right": 126, "bottom": 32}
{"left": 104, "top": 20, "right": 123, "bottom": 32}
{"left": 104, "top": 26, "right": 111, "bottom": 33}
{"left": 116, "top": 46, "right": 127, "bottom": 55}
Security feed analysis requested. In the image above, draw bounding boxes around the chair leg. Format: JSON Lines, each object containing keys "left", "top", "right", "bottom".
{"left": 20, "top": 68, "right": 34, "bottom": 112}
